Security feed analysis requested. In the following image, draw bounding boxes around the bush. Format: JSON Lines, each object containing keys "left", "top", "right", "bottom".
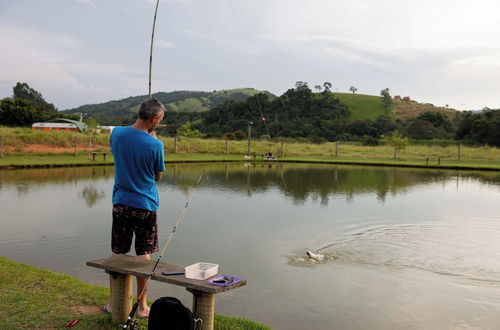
{"left": 221, "top": 132, "right": 235, "bottom": 140}
{"left": 234, "top": 130, "right": 247, "bottom": 140}
{"left": 361, "top": 135, "right": 379, "bottom": 146}
{"left": 309, "top": 135, "right": 327, "bottom": 144}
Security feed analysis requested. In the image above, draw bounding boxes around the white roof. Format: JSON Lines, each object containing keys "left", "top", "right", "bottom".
{"left": 32, "top": 122, "right": 78, "bottom": 128}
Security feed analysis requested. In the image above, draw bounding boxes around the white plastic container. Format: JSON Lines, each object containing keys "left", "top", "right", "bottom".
{"left": 185, "top": 262, "right": 219, "bottom": 280}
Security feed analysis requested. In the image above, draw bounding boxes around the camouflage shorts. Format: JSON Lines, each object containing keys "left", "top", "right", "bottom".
{"left": 112, "top": 204, "right": 159, "bottom": 255}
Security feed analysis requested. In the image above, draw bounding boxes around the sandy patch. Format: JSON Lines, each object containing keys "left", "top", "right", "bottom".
{"left": 4, "top": 144, "right": 109, "bottom": 153}
{"left": 71, "top": 305, "right": 103, "bottom": 315}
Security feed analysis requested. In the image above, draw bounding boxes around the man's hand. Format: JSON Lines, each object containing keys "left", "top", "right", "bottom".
{"left": 155, "top": 172, "right": 162, "bottom": 181}
{"left": 149, "top": 130, "right": 158, "bottom": 139}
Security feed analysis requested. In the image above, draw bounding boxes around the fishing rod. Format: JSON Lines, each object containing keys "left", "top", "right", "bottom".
{"left": 148, "top": 0, "right": 160, "bottom": 98}
{"left": 123, "top": 171, "right": 206, "bottom": 329}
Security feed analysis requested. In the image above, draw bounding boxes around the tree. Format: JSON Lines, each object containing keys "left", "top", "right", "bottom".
{"left": 323, "top": 82, "right": 332, "bottom": 93}
{"left": 176, "top": 122, "right": 202, "bottom": 138}
{"left": 13, "top": 82, "right": 57, "bottom": 115}
{"left": 417, "top": 111, "right": 452, "bottom": 130}
{"left": 0, "top": 98, "right": 37, "bottom": 126}
{"left": 381, "top": 132, "right": 409, "bottom": 159}
{"left": 84, "top": 117, "right": 99, "bottom": 132}
{"left": 314, "top": 85, "right": 322, "bottom": 92}
{"left": 380, "top": 88, "right": 392, "bottom": 111}
{"left": 349, "top": 86, "right": 358, "bottom": 94}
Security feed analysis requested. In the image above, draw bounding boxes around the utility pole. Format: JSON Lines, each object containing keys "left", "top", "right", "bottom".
{"left": 247, "top": 121, "right": 253, "bottom": 156}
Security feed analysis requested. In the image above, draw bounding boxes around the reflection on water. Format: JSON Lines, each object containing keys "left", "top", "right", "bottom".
{"left": 2, "top": 163, "right": 500, "bottom": 330}
{"left": 80, "top": 184, "right": 106, "bottom": 207}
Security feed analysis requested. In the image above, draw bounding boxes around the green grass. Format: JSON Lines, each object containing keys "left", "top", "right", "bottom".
{"left": 0, "top": 257, "right": 270, "bottom": 330}
{"left": 334, "top": 92, "right": 392, "bottom": 120}
{"left": 167, "top": 97, "right": 208, "bottom": 112}
{"left": 1, "top": 127, "right": 500, "bottom": 171}
{"left": 0, "top": 126, "right": 110, "bottom": 148}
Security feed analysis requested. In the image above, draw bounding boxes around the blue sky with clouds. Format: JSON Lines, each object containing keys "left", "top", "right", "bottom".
{"left": 1, "top": 0, "right": 500, "bottom": 110}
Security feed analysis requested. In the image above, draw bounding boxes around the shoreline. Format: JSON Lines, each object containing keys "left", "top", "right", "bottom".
{"left": 1, "top": 155, "right": 500, "bottom": 172}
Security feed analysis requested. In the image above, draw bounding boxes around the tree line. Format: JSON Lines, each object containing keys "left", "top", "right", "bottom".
{"left": 2, "top": 81, "right": 500, "bottom": 147}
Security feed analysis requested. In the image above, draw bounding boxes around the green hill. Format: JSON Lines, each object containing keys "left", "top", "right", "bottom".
{"left": 63, "top": 88, "right": 274, "bottom": 125}
{"left": 333, "top": 92, "right": 390, "bottom": 120}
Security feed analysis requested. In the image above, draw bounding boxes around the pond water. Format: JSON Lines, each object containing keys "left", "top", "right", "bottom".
{"left": 2, "top": 163, "right": 500, "bottom": 329}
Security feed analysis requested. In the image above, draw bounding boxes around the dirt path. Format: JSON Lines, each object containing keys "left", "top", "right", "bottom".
{"left": 4, "top": 144, "right": 109, "bottom": 153}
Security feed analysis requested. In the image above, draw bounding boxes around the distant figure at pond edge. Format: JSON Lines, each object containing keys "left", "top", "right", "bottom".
{"left": 105, "top": 98, "right": 166, "bottom": 318}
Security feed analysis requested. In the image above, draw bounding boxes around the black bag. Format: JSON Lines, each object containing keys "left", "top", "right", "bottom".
{"left": 148, "top": 297, "right": 197, "bottom": 330}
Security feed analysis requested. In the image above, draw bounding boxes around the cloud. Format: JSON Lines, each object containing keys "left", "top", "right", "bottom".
{"left": 155, "top": 40, "right": 176, "bottom": 49}
{"left": 0, "top": 26, "right": 144, "bottom": 109}
{"left": 76, "top": 0, "right": 100, "bottom": 9}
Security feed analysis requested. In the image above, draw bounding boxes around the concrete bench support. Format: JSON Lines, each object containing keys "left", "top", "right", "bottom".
{"left": 108, "top": 272, "right": 132, "bottom": 323}
{"left": 188, "top": 289, "right": 215, "bottom": 330}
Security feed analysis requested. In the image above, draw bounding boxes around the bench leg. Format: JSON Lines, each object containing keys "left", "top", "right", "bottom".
{"left": 109, "top": 273, "right": 133, "bottom": 324}
{"left": 187, "top": 289, "right": 215, "bottom": 330}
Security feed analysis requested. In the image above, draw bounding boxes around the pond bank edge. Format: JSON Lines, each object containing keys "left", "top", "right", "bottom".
{"left": 1, "top": 158, "right": 500, "bottom": 172}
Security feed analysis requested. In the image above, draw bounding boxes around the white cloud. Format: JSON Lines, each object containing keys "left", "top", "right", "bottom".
{"left": 0, "top": 26, "right": 144, "bottom": 109}
{"left": 155, "top": 40, "right": 176, "bottom": 49}
{"left": 76, "top": 0, "right": 99, "bottom": 9}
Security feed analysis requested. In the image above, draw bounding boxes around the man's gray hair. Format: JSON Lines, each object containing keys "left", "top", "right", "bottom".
{"left": 138, "top": 97, "right": 166, "bottom": 120}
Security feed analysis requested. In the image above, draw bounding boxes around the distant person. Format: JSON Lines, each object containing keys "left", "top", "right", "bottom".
{"left": 104, "top": 98, "right": 166, "bottom": 318}
{"left": 267, "top": 151, "right": 274, "bottom": 159}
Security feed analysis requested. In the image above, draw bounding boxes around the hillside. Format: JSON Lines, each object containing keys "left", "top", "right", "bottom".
{"left": 333, "top": 93, "right": 389, "bottom": 120}
{"left": 63, "top": 87, "right": 460, "bottom": 127}
{"left": 63, "top": 88, "right": 274, "bottom": 124}
{"left": 332, "top": 93, "right": 460, "bottom": 121}
{"left": 394, "top": 102, "right": 460, "bottom": 120}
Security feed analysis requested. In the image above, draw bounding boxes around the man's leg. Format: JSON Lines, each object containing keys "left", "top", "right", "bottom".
{"left": 136, "top": 253, "right": 151, "bottom": 318}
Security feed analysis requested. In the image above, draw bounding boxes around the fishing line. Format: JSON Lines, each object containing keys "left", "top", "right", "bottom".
{"left": 123, "top": 171, "right": 206, "bottom": 329}
{"left": 254, "top": 93, "right": 272, "bottom": 141}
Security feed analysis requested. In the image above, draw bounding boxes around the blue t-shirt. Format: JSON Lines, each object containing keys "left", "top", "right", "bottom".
{"left": 110, "top": 126, "right": 165, "bottom": 211}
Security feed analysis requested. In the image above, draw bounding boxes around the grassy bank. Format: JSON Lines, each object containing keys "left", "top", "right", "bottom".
{"left": 0, "top": 257, "right": 269, "bottom": 330}
{"left": 1, "top": 127, "right": 500, "bottom": 170}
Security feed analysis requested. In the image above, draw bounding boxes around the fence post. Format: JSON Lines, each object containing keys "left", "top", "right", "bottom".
{"left": 174, "top": 136, "right": 177, "bottom": 153}
{"left": 457, "top": 143, "right": 461, "bottom": 161}
{"left": 247, "top": 122, "right": 252, "bottom": 156}
{"left": 0, "top": 135, "right": 3, "bottom": 158}
{"left": 438, "top": 157, "right": 441, "bottom": 165}
{"left": 225, "top": 139, "right": 229, "bottom": 155}
{"left": 335, "top": 141, "right": 338, "bottom": 157}
{"left": 281, "top": 141, "right": 284, "bottom": 158}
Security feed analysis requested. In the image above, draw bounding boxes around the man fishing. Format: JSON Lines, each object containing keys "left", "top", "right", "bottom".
{"left": 104, "top": 97, "right": 166, "bottom": 318}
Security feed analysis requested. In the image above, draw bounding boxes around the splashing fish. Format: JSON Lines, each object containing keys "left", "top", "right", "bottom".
{"left": 306, "top": 250, "right": 325, "bottom": 262}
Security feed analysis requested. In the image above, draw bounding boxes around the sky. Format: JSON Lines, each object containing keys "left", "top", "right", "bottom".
{"left": 1, "top": 0, "right": 500, "bottom": 111}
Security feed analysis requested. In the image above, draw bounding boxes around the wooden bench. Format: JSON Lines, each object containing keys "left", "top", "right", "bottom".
{"left": 425, "top": 157, "right": 443, "bottom": 165}
{"left": 87, "top": 255, "right": 246, "bottom": 329}
{"left": 88, "top": 151, "right": 108, "bottom": 161}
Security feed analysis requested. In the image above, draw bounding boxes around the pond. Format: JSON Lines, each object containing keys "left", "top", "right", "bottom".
{"left": 2, "top": 163, "right": 500, "bottom": 329}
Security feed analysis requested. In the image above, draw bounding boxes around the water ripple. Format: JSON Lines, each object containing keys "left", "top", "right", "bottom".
{"left": 290, "top": 218, "right": 500, "bottom": 283}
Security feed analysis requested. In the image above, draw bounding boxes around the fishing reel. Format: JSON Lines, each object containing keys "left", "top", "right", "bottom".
{"left": 122, "top": 318, "right": 139, "bottom": 330}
